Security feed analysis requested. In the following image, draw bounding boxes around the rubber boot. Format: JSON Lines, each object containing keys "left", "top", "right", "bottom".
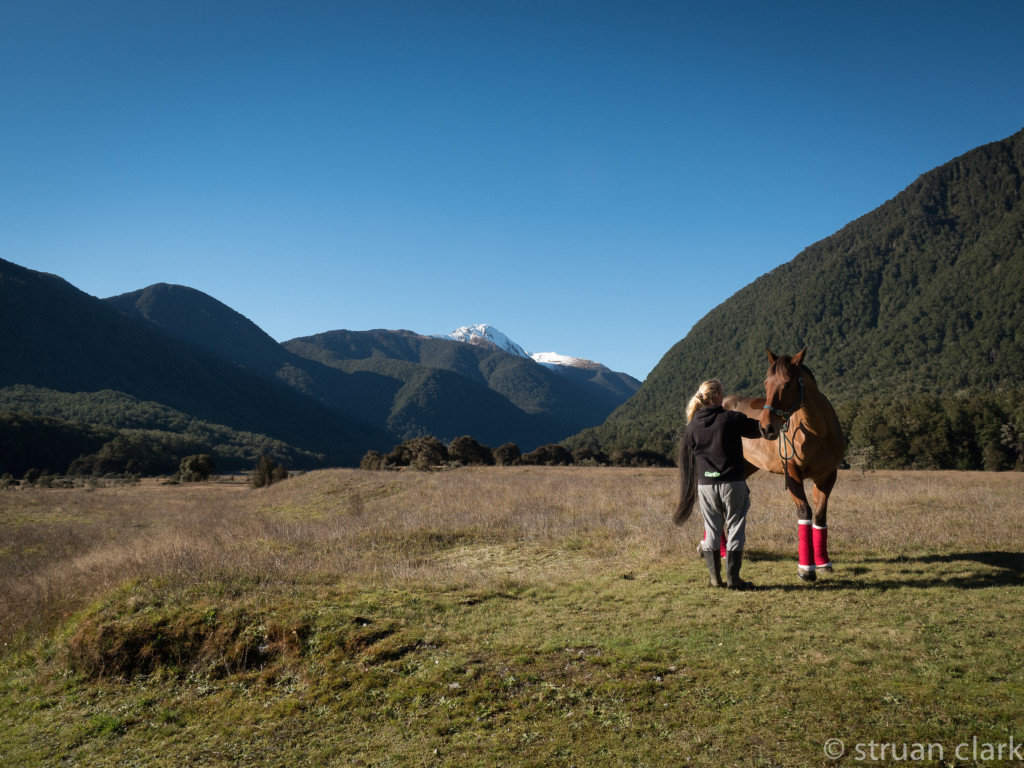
{"left": 698, "top": 532, "right": 728, "bottom": 559}
{"left": 726, "top": 550, "right": 754, "bottom": 590}
{"left": 703, "top": 549, "right": 724, "bottom": 588}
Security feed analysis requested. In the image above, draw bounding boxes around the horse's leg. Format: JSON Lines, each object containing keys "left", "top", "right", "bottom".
{"left": 785, "top": 471, "right": 816, "bottom": 582}
{"left": 811, "top": 469, "right": 838, "bottom": 573}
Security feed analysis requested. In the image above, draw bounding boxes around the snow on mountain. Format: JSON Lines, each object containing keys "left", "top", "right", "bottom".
{"left": 435, "top": 324, "right": 608, "bottom": 371}
{"left": 532, "top": 351, "right": 590, "bottom": 368}
{"left": 435, "top": 324, "right": 531, "bottom": 358}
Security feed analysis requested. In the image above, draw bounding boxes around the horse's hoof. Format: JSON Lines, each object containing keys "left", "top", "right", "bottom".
{"left": 798, "top": 568, "right": 817, "bottom": 582}
{"left": 817, "top": 563, "right": 833, "bottom": 574}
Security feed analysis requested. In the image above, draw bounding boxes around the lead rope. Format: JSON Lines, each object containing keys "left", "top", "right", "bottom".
{"left": 777, "top": 415, "right": 797, "bottom": 463}
{"left": 763, "top": 376, "right": 804, "bottom": 488}
{"left": 778, "top": 416, "right": 797, "bottom": 488}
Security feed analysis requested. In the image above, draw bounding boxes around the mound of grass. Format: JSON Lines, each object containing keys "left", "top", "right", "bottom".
{"left": 62, "top": 587, "right": 310, "bottom": 680}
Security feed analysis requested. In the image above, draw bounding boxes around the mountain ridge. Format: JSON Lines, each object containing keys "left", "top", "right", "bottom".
{"left": 0, "top": 258, "right": 390, "bottom": 469}
{"left": 566, "top": 125, "right": 1024, "bottom": 457}
{"left": 0, "top": 263, "right": 642, "bottom": 474}
{"left": 282, "top": 327, "right": 640, "bottom": 448}
{"left": 434, "top": 322, "right": 632, "bottom": 376}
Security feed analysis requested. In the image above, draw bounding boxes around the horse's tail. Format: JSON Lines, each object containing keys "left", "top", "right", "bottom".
{"left": 674, "top": 437, "right": 697, "bottom": 526}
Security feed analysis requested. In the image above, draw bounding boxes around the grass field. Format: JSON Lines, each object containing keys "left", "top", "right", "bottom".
{"left": 2, "top": 467, "right": 1023, "bottom": 767}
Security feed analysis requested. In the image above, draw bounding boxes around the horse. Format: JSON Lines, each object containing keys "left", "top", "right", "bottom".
{"left": 675, "top": 347, "right": 846, "bottom": 581}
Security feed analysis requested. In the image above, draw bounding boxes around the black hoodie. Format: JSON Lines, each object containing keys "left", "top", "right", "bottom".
{"left": 684, "top": 406, "right": 762, "bottom": 484}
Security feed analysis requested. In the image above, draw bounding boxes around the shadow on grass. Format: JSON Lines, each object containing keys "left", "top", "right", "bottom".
{"left": 741, "top": 550, "right": 1024, "bottom": 592}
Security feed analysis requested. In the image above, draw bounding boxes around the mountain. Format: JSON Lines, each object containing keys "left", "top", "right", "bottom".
{"left": 436, "top": 324, "right": 531, "bottom": 358}
{"left": 103, "top": 284, "right": 402, "bottom": 430}
{"left": 105, "top": 283, "right": 288, "bottom": 378}
{"left": 435, "top": 323, "right": 633, "bottom": 374}
{"left": 106, "top": 287, "right": 590, "bottom": 450}
{"left": 1, "top": 265, "right": 641, "bottom": 475}
{"left": 434, "top": 323, "right": 642, "bottom": 407}
{"left": 0, "top": 260, "right": 389, "bottom": 470}
{"left": 282, "top": 328, "right": 640, "bottom": 449}
{"left": 567, "top": 126, "right": 1024, "bottom": 457}
{"left": 105, "top": 292, "right": 640, "bottom": 448}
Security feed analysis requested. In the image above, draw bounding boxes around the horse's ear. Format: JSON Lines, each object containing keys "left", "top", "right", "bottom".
{"left": 766, "top": 348, "right": 777, "bottom": 364}
{"left": 792, "top": 347, "right": 807, "bottom": 368}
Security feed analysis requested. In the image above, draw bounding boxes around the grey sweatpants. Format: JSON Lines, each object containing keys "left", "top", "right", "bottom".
{"left": 698, "top": 481, "right": 750, "bottom": 553}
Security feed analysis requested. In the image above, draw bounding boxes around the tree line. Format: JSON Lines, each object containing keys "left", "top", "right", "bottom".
{"left": 3, "top": 450, "right": 290, "bottom": 490}
{"left": 0, "top": 409, "right": 312, "bottom": 479}
{"left": 568, "top": 388, "right": 1024, "bottom": 473}
{"left": 359, "top": 435, "right": 675, "bottom": 471}
{"left": 836, "top": 389, "right": 1024, "bottom": 471}
{"left": 5, "top": 388, "right": 1022, "bottom": 480}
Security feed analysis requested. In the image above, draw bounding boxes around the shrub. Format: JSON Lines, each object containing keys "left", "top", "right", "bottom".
{"left": 176, "top": 454, "right": 216, "bottom": 482}
{"left": 609, "top": 450, "right": 673, "bottom": 468}
{"left": 521, "top": 444, "right": 574, "bottom": 466}
{"left": 386, "top": 437, "right": 449, "bottom": 471}
{"left": 252, "top": 456, "right": 289, "bottom": 488}
{"left": 448, "top": 436, "right": 495, "bottom": 466}
{"left": 493, "top": 443, "right": 521, "bottom": 466}
{"left": 573, "top": 448, "right": 609, "bottom": 466}
{"left": 360, "top": 450, "right": 385, "bottom": 471}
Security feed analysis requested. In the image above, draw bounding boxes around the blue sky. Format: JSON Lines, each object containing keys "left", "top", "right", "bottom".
{"left": 3, "top": 1, "right": 1023, "bottom": 380}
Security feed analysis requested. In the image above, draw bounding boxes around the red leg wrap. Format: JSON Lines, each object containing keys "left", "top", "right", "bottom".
{"left": 798, "top": 520, "right": 814, "bottom": 572}
{"left": 813, "top": 525, "right": 830, "bottom": 568}
{"left": 700, "top": 530, "right": 728, "bottom": 557}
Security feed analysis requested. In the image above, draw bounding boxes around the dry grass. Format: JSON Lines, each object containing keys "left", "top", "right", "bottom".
{"left": 750, "top": 468, "right": 1024, "bottom": 555}
{"left": 2, "top": 467, "right": 1024, "bottom": 767}
{"left": 3, "top": 467, "right": 1022, "bottom": 648}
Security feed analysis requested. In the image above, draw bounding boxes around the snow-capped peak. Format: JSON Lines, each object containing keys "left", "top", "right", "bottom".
{"left": 435, "top": 324, "right": 531, "bottom": 358}
{"left": 435, "top": 324, "right": 609, "bottom": 372}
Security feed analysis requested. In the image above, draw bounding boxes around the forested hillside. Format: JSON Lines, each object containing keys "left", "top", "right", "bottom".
{"left": 568, "top": 127, "right": 1024, "bottom": 469}
{"left": 0, "top": 387, "right": 326, "bottom": 478}
{"left": 105, "top": 283, "right": 289, "bottom": 377}
{"left": 0, "top": 260, "right": 389, "bottom": 472}
{"left": 0, "top": 262, "right": 640, "bottom": 477}
{"left": 284, "top": 329, "right": 640, "bottom": 448}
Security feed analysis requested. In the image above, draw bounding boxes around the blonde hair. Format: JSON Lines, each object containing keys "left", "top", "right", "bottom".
{"left": 686, "top": 379, "right": 723, "bottom": 422}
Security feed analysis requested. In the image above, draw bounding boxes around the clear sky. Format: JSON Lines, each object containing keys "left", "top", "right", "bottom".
{"left": 3, "top": 1, "right": 1022, "bottom": 380}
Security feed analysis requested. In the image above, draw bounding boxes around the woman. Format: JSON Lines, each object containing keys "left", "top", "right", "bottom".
{"left": 678, "top": 379, "right": 763, "bottom": 589}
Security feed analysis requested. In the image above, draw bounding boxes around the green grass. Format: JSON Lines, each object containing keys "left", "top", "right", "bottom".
{"left": 4, "top": 554, "right": 1024, "bottom": 766}
{"left": 2, "top": 468, "right": 1024, "bottom": 766}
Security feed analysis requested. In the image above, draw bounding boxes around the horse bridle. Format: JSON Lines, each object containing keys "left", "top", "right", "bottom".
{"left": 763, "top": 375, "right": 805, "bottom": 422}
{"left": 763, "top": 375, "right": 805, "bottom": 469}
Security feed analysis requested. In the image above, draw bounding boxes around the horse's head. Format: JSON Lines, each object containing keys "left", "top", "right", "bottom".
{"left": 760, "top": 347, "right": 807, "bottom": 440}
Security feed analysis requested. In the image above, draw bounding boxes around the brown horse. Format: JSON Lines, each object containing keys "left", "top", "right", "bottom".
{"left": 676, "top": 347, "right": 845, "bottom": 581}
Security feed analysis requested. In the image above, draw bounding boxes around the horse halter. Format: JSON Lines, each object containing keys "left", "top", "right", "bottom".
{"left": 763, "top": 375, "right": 805, "bottom": 422}
{"left": 764, "top": 375, "right": 805, "bottom": 469}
